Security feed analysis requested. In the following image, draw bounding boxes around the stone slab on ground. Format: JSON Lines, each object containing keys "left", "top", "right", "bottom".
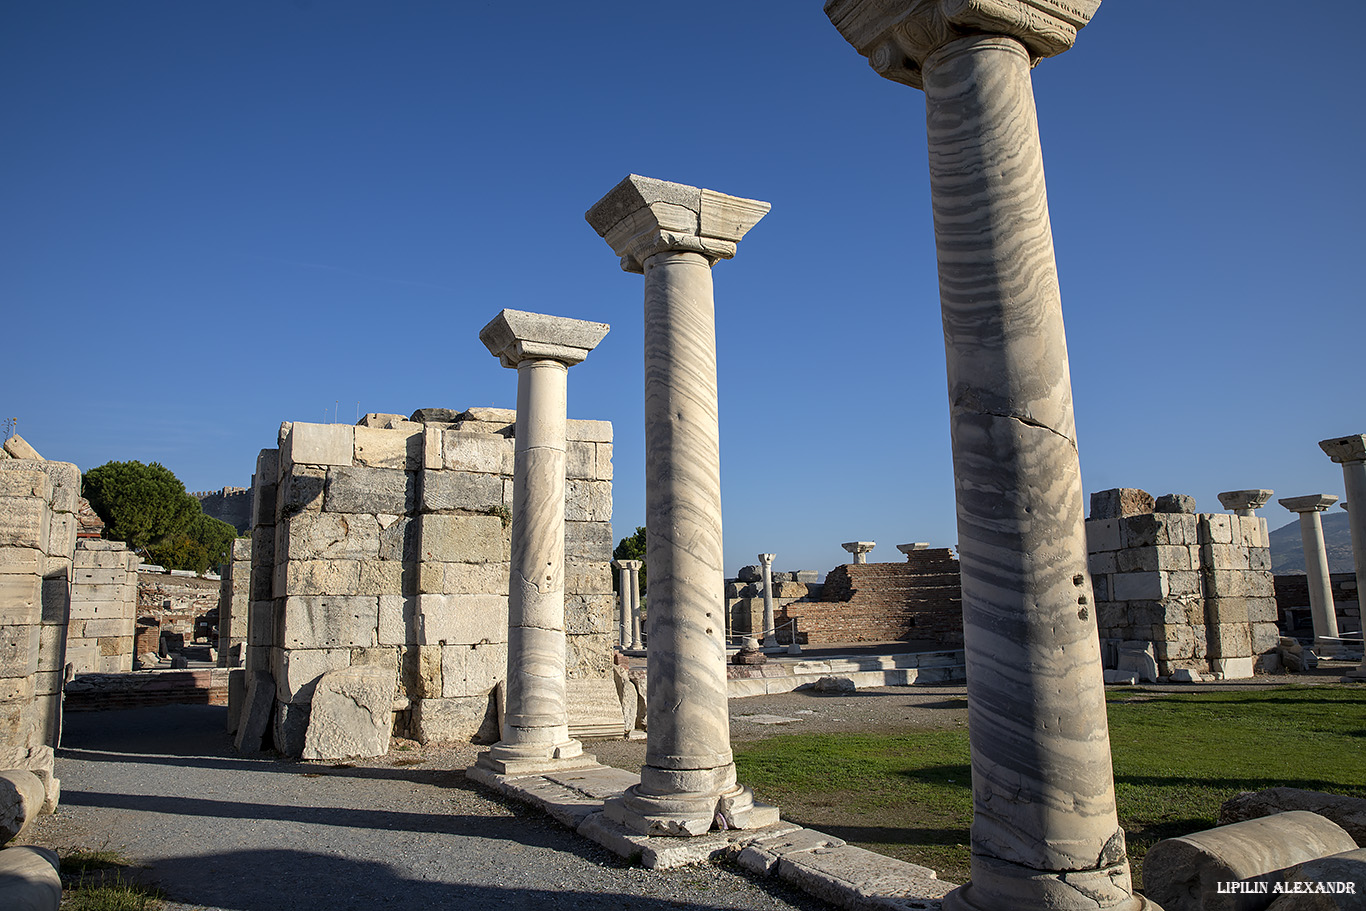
{"left": 1266, "top": 847, "right": 1366, "bottom": 910}
{"left": 0, "top": 845, "right": 60, "bottom": 911}
{"left": 301, "top": 665, "right": 395, "bottom": 761}
{"left": 578, "top": 811, "right": 801, "bottom": 870}
{"left": 775, "top": 844, "right": 955, "bottom": 910}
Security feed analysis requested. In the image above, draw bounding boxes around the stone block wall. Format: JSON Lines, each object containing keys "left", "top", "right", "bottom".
{"left": 216, "top": 538, "right": 250, "bottom": 667}
{"left": 1273, "top": 572, "right": 1361, "bottom": 638}
{"left": 0, "top": 452, "right": 79, "bottom": 785}
{"left": 758, "top": 550, "right": 963, "bottom": 645}
{"left": 67, "top": 539, "right": 140, "bottom": 674}
{"left": 1086, "top": 489, "right": 1277, "bottom": 679}
{"left": 193, "top": 486, "right": 252, "bottom": 534}
{"left": 244, "top": 409, "right": 614, "bottom": 756}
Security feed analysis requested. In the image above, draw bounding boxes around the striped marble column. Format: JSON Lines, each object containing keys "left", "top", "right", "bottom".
{"left": 827, "top": 3, "right": 1154, "bottom": 909}
{"left": 1278, "top": 495, "right": 1341, "bottom": 647}
{"left": 1319, "top": 435, "right": 1366, "bottom": 682}
{"left": 587, "top": 175, "right": 778, "bottom": 836}
{"left": 758, "top": 553, "right": 777, "bottom": 647}
{"left": 474, "top": 309, "right": 608, "bottom": 776}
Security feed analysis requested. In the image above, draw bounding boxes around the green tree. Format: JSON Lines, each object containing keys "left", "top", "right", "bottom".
{"left": 147, "top": 513, "right": 238, "bottom": 575}
{"left": 82, "top": 461, "right": 200, "bottom": 551}
{"left": 612, "top": 526, "right": 647, "bottom": 594}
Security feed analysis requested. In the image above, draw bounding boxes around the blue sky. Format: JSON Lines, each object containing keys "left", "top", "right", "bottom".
{"left": 5, "top": 1, "right": 1363, "bottom": 575}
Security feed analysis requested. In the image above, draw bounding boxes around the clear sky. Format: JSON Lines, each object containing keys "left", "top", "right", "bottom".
{"left": 5, "top": 1, "right": 1364, "bottom": 576}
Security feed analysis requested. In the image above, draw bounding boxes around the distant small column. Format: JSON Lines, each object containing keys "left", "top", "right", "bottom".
{"left": 1320, "top": 435, "right": 1366, "bottom": 682}
{"left": 841, "top": 541, "right": 875, "bottom": 564}
{"left": 474, "top": 309, "right": 609, "bottom": 775}
{"left": 1278, "top": 495, "right": 1341, "bottom": 648}
{"left": 612, "top": 560, "right": 631, "bottom": 648}
{"left": 758, "top": 553, "right": 778, "bottom": 647}
{"left": 624, "top": 559, "right": 644, "bottom": 650}
{"left": 1218, "top": 490, "right": 1274, "bottom": 518}
{"left": 896, "top": 543, "right": 929, "bottom": 560}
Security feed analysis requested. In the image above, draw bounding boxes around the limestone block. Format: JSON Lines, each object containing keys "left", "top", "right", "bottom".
{"left": 400, "top": 645, "right": 443, "bottom": 698}
{"left": 300, "top": 665, "right": 396, "bottom": 761}
{"left": 1206, "top": 596, "right": 1252, "bottom": 626}
{"left": 1090, "top": 488, "right": 1154, "bottom": 520}
{"left": 772, "top": 580, "right": 809, "bottom": 600}
{"left": 1112, "top": 571, "right": 1165, "bottom": 601}
{"left": 249, "top": 529, "right": 276, "bottom": 602}
{"left": 1143, "top": 811, "right": 1358, "bottom": 911}
{"left": 774, "top": 843, "right": 953, "bottom": 907}
{"left": 435, "top": 562, "right": 510, "bottom": 596}
{"left": 566, "top": 593, "right": 614, "bottom": 636}
{"left": 417, "top": 514, "right": 506, "bottom": 564}
{"left": 1155, "top": 545, "right": 1194, "bottom": 571}
{"left": 566, "top": 441, "right": 596, "bottom": 481}
{"left": 440, "top": 431, "right": 509, "bottom": 474}
{"left": 1117, "top": 642, "right": 1158, "bottom": 682}
{"left": 1154, "top": 627, "right": 1198, "bottom": 662}
{"left": 564, "top": 521, "right": 612, "bottom": 562}
{"left": 422, "top": 427, "right": 443, "bottom": 470}
{"left": 0, "top": 549, "right": 40, "bottom": 575}
{"left": 233, "top": 669, "right": 275, "bottom": 752}
{"left": 0, "top": 499, "right": 46, "bottom": 551}
{"left": 1207, "top": 544, "right": 1251, "bottom": 571}
{"left": 411, "top": 694, "right": 498, "bottom": 744}
{"left": 274, "top": 702, "right": 310, "bottom": 756}
{"left": 566, "top": 633, "right": 612, "bottom": 679}
{"left": 420, "top": 471, "right": 503, "bottom": 513}
{"left": 45, "top": 513, "right": 76, "bottom": 557}
{"left": 595, "top": 443, "right": 613, "bottom": 481}
{"left": 1119, "top": 514, "right": 1167, "bottom": 548}
{"left": 277, "top": 466, "right": 326, "bottom": 518}
{"left": 281, "top": 559, "right": 362, "bottom": 597}
{"left": 283, "top": 512, "right": 380, "bottom": 562}
{"left": 353, "top": 425, "right": 422, "bottom": 470}
{"left": 376, "top": 515, "right": 415, "bottom": 563}
{"left": 355, "top": 561, "right": 404, "bottom": 597}
{"left": 566, "top": 419, "right": 612, "bottom": 444}
{"left": 324, "top": 467, "right": 415, "bottom": 516}
{"left": 0, "top": 844, "right": 61, "bottom": 911}
{"left": 1265, "top": 848, "right": 1366, "bottom": 910}
{"left": 280, "top": 596, "right": 379, "bottom": 649}
{"left": 0, "top": 626, "right": 39, "bottom": 678}
{"left": 1220, "top": 789, "right": 1366, "bottom": 845}
{"left": 0, "top": 471, "right": 47, "bottom": 500}
{"left": 1251, "top": 622, "right": 1281, "bottom": 656}
{"left": 1207, "top": 624, "right": 1252, "bottom": 660}
{"left": 564, "top": 561, "right": 611, "bottom": 596}
{"left": 440, "top": 642, "right": 506, "bottom": 698}
{"left": 284, "top": 423, "right": 354, "bottom": 467}
{"left": 1155, "top": 493, "right": 1197, "bottom": 514}
{"left": 247, "top": 601, "right": 276, "bottom": 646}
{"left": 272, "top": 647, "right": 353, "bottom": 703}
{"left": 416, "top": 593, "right": 508, "bottom": 646}
{"left": 80, "top": 618, "right": 131, "bottom": 639}
{"left": 0, "top": 576, "right": 40, "bottom": 625}
{"left": 565, "top": 480, "right": 612, "bottom": 522}
{"left": 1247, "top": 598, "right": 1279, "bottom": 624}
{"left": 378, "top": 595, "right": 417, "bottom": 645}
{"left": 0, "top": 675, "right": 33, "bottom": 703}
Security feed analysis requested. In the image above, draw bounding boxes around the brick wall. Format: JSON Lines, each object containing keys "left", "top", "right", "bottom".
{"left": 1273, "top": 572, "right": 1362, "bottom": 637}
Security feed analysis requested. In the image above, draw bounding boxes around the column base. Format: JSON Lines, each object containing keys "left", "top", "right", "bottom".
{"left": 942, "top": 854, "right": 1162, "bottom": 911}
{"left": 475, "top": 738, "right": 598, "bottom": 776}
{"left": 604, "top": 782, "right": 780, "bottom": 837}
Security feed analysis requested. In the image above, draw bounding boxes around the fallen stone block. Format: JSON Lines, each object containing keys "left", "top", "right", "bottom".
{"left": 1220, "top": 789, "right": 1366, "bottom": 846}
{"left": 1144, "top": 811, "right": 1358, "bottom": 911}
{"left": 735, "top": 826, "right": 846, "bottom": 875}
{"left": 775, "top": 843, "right": 953, "bottom": 909}
{"left": 1266, "top": 847, "right": 1366, "bottom": 910}
{"left": 578, "top": 811, "right": 799, "bottom": 870}
{"left": 234, "top": 670, "right": 275, "bottom": 753}
{"left": 812, "top": 676, "right": 856, "bottom": 694}
{"left": 301, "top": 665, "right": 395, "bottom": 761}
{"left": 0, "top": 845, "right": 61, "bottom": 911}
{"left": 0, "top": 771, "right": 46, "bottom": 844}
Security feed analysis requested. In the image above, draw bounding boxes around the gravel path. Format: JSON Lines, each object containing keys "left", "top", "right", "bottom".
{"left": 23, "top": 704, "right": 831, "bottom": 911}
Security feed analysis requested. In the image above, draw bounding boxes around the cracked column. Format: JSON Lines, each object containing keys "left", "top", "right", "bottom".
{"left": 1320, "top": 435, "right": 1366, "bottom": 682}
{"left": 841, "top": 541, "right": 875, "bottom": 564}
{"left": 587, "top": 174, "right": 777, "bottom": 836}
{"left": 758, "top": 553, "right": 778, "bottom": 647}
{"left": 624, "top": 559, "right": 644, "bottom": 651}
{"left": 1218, "top": 490, "right": 1274, "bottom": 518}
{"left": 1278, "top": 495, "right": 1341, "bottom": 649}
{"left": 827, "top": 2, "right": 1154, "bottom": 909}
{"left": 474, "top": 309, "right": 609, "bottom": 775}
{"left": 612, "top": 560, "right": 631, "bottom": 648}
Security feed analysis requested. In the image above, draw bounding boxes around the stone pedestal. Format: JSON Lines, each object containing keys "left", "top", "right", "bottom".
{"left": 841, "top": 542, "right": 875, "bottom": 564}
{"left": 1218, "top": 489, "right": 1274, "bottom": 518}
{"left": 758, "top": 553, "right": 778, "bottom": 647}
{"left": 827, "top": 2, "right": 1153, "bottom": 908}
{"left": 1320, "top": 435, "right": 1366, "bottom": 681}
{"left": 475, "top": 309, "right": 609, "bottom": 775}
{"left": 1278, "top": 495, "right": 1341, "bottom": 648}
{"left": 587, "top": 175, "right": 777, "bottom": 836}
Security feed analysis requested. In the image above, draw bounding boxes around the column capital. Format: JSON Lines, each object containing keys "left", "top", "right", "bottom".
{"left": 897, "top": 542, "right": 930, "bottom": 557}
{"left": 825, "top": 0, "right": 1101, "bottom": 89}
{"left": 1217, "top": 489, "right": 1274, "bottom": 513}
{"left": 841, "top": 541, "right": 876, "bottom": 562}
{"left": 585, "top": 175, "right": 770, "bottom": 274}
{"left": 480, "top": 309, "right": 609, "bottom": 368}
{"left": 1278, "top": 494, "right": 1339, "bottom": 514}
{"left": 757, "top": 553, "right": 775, "bottom": 567}
{"left": 1320, "top": 434, "right": 1366, "bottom": 464}
{"left": 618, "top": 559, "right": 643, "bottom": 571}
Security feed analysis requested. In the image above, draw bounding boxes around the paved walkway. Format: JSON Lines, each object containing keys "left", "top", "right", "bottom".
{"left": 24, "top": 704, "right": 831, "bottom": 911}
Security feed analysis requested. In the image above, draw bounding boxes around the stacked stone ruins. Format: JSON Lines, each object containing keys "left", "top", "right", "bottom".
{"left": 1320, "top": 434, "right": 1366, "bottom": 681}
{"left": 1086, "top": 487, "right": 1278, "bottom": 680}
{"left": 233, "top": 404, "right": 615, "bottom": 757}
{"left": 67, "top": 539, "right": 140, "bottom": 674}
{"left": 216, "top": 537, "right": 250, "bottom": 667}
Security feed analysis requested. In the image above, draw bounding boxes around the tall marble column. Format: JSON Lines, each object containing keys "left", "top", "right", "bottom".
{"left": 758, "top": 553, "right": 778, "bottom": 647}
{"left": 624, "top": 559, "right": 644, "bottom": 650}
{"left": 587, "top": 175, "right": 777, "bottom": 836}
{"left": 1320, "top": 435, "right": 1366, "bottom": 682}
{"left": 1218, "top": 489, "right": 1274, "bottom": 518}
{"left": 474, "top": 309, "right": 609, "bottom": 775}
{"left": 612, "top": 560, "right": 631, "bottom": 648}
{"left": 1277, "top": 495, "right": 1341, "bottom": 647}
{"left": 827, "top": 3, "right": 1153, "bottom": 909}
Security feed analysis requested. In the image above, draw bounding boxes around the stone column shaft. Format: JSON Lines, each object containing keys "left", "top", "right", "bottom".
{"left": 613, "top": 561, "right": 631, "bottom": 647}
{"left": 758, "top": 553, "right": 777, "bottom": 647}
{"left": 1279, "top": 496, "right": 1341, "bottom": 645}
{"left": 628, "top": 562, "right": 643, "bottom": 650}
{"left": 1321, "top": 436, "right": 1366, "bottom": 680}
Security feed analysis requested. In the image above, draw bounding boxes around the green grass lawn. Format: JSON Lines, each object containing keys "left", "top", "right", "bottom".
{"left": 733, "top": 686, "right": 1366, "bottom": 886}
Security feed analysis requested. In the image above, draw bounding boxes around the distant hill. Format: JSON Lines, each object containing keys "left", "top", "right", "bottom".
{"left": 1269, "top": 510, "right": 1355, "bottom": 574}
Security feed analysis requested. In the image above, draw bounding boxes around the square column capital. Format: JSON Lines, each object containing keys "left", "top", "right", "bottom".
{"left": 826, "top": 0, "right": 1101, "bottom": 88}
{"left": 1320, "top": 434, "right": 1366, "bottom": 464}
{"left": 586, "top": 175, "right": 770, "bottom": 274}
{"left": 1217, "top": 489, "right": 1274, "bottom": 512}
{"left": 479, "top": 309, "right": 609, "bottom": 368}
{"left": 1278, "top": 494, "right": 1339, "bottom": 514}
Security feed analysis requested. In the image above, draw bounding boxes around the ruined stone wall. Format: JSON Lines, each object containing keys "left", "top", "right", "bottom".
{"left": 771, "top": 552, "right": 964, "bottom": 645}
{"left": 216, "top": 538, "right": 250, "bottom": 667}
{"left": 1087, "top": 489, "right": 1278, "bottom": 679}
{"left": 193, "top": 486, "right": 252, "bottom": 534}
{"left": 136, "top": 571, "right": 221, "bottom": 660}
{"left": 67, "top": 539, "right": 140, "bottom": 674}
{"left": 0, "top": 450, "right": 78, "bottom": 801}
{"left": 1273, "top": 572, "right": 1362, "bottom": 637}
{"left": 243, "top": 409, "right": 613, "bottom": 756}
